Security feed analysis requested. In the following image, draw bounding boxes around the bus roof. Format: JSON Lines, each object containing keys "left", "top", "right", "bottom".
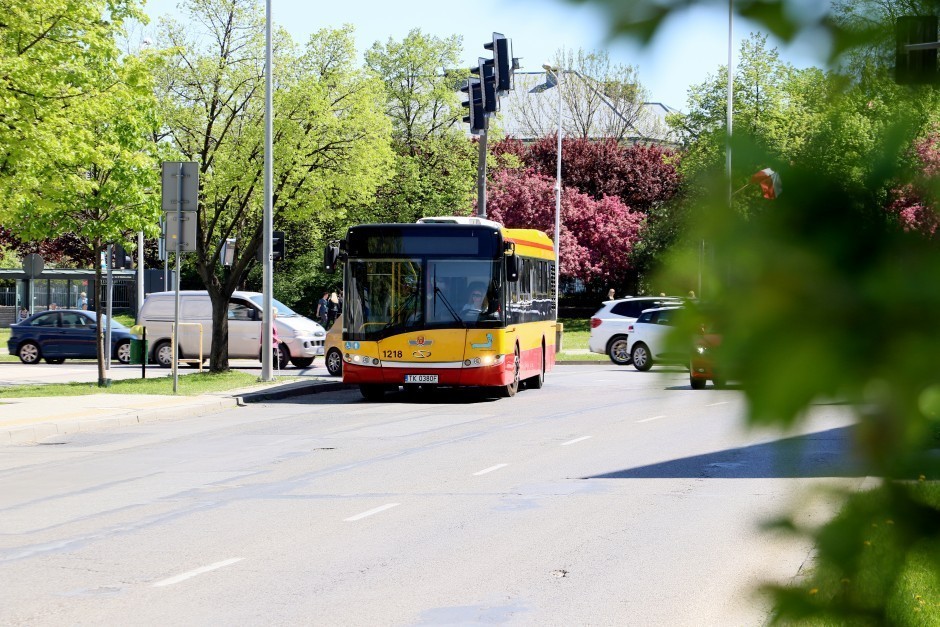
{"left": 503, "top": 228, "right": 555, "bottom": 261}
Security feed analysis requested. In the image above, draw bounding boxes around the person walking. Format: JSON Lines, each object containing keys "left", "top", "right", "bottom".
{"left": 316, "top": 291, "right": 329, "bottom": 327}
{"left": 607, "top": 288, "right": 615, "bottom": 300}
{"left": 259, "top": 309, "right": 281, "bottom": 370}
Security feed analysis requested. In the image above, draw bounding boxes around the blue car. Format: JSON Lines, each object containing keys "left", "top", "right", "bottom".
{"left": 7, "top": 309, "right": 134, "bottom": 365}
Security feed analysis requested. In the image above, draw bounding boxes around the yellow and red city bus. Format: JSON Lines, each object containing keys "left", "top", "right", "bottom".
{"left": 324, "top": 216, "right": 558, "bottom": 400}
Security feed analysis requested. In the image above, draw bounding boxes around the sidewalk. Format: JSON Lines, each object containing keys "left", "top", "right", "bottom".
{"left": 0, "top": 377, "right": 350, "bottom": 446}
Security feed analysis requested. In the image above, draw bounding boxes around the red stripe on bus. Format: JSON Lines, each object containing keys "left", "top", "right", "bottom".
{"left": 504, "top": 237, "right": 555, "bottom": 252}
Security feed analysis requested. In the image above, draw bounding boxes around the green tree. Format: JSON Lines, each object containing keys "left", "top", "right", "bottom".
{"left": 155, "top": 0, "right": 392, "bottom": 372}
{"left": 579, "top": 0, "right": 940, "bottom": 622}
{"left": 363, "top": 29, "right": 476, "bottom": 223}
{"left": 0, "top": 0, "right": 149, "bottom": 210}
{"left": 0, "top": 1, "right": 162, "bottom": 384}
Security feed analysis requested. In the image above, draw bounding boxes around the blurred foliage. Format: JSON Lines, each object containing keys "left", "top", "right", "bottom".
{"left": 576, "top": 0, "right": 940, "bottom": 622}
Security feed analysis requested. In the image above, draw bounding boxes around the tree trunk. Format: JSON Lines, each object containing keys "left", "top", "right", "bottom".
{"left": 208, "top": 288, "right": 230, "bottom": 372}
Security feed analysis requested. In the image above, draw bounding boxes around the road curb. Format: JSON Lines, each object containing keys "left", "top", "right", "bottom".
{"left": 236, "top": 380, "right": 354, "bottom": 403}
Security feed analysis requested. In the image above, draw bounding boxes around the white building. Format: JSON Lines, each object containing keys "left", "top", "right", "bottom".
{"left": 493, "top": 70, "right": 680, "bottom": 146}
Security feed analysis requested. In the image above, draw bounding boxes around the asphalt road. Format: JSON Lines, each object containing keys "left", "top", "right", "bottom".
{"left": 0, "top": 365, "right": 863, "bottom": 625}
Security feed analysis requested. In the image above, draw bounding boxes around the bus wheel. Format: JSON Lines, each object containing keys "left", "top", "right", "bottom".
{"left": 501, "top": 347, "right": 520, "bottom": 397}
{"left": 524, "top": 346, "right": 545, "bottom": 390}
{"left": 360, "top": 384, "right": 386, "bottom": 401}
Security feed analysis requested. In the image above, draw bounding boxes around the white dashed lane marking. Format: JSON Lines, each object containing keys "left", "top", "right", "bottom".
{"left": 153, "top": 558, "right": 244, "bottom": 587}
{"left": 473, "top": 464, "right": 508, "bottom": 476}
{"left": 344, "top": 503, "right": 401, "bottom": 522}
{"left": 561, "top": 436, "right": 592, "bottom": 446}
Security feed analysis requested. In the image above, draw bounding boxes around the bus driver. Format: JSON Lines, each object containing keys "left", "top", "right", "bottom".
{"left": 461, "top": 282, "right": 487, "bottom": 320}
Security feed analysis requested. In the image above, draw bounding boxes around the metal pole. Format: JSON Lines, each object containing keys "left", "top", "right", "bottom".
{"left": 476, "top": 130, "right": 487, "bottom": 218}
{"left": 549, "top": 67, "right": 563, "bottom": 315}
{"left": 261, "top": 0, "right": 274, "bottom": 380}
{"left": 105, "top": 243, "right": 113, "bottom": 374}
{"left": 137, "top": 231, "right": 144, "bottom": 317}
{"left": 173, "top": 162, "right": 182, "bottom": 393}
{"left": 727, "top": 0, "right": 734, "bottom": 207}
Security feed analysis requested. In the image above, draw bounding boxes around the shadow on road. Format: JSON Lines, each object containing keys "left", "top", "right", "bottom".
{"left": 583, "top": 426, "right": 866, "bottom": 479}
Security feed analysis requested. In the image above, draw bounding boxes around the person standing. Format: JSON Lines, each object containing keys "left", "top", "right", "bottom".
{"left": 316, "top": 291, "right": 329, "bottom": 327}
{"left": 78, "top": 292, "right": 88, "bottom": 309}
{"left": 327, "top": 291, "right": 340, "bottom": 327}
{"left": 607, "top": 288, "right": 615, "bottom": 300}
{"left": 18, "top": 307, "right": 28, "bottom": 321}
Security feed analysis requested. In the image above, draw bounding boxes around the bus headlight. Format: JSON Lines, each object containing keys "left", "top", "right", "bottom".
{"left": 346, "top": 353, "right": 381, "bottom": 367}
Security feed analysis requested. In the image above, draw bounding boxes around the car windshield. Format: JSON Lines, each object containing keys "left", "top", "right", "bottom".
{"left": 247, "top": 295, "right": 299, "bottom": 317}
{"left": 86, "top": 313, "right": 128, "bottom": 330}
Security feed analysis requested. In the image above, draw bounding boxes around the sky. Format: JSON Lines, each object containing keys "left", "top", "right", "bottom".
{"left": 139, "top": 0, "right": 830, "bottom": 111}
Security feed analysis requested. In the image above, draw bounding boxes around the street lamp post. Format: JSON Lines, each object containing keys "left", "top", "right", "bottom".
{"left": 542, "top": 64, "right": 563, "bottom": 316}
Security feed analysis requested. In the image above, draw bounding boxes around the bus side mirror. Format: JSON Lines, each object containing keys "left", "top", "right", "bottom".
{"left": 506, "top": 253, "right": 519, "bottom": 282}
{"left": 324, "top": 243, "right": 340, "bottom": 274}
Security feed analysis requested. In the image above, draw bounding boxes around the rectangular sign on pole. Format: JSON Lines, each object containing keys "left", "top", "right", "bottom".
{"left": 161, "top": 161, "right": 199, "bottom": 212}
{"left": 165, "top": 212, "right": 198, "bottom": 252}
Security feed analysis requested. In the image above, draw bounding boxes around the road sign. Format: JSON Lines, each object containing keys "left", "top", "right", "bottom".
{"left": 165, "top": 212, "right": 198, "bottom": 252}
{"left": 22, "top": 253, "right": 44, "bottom": 278}
{"left": 161, "top": 161, "right": 199, "bottom": 212}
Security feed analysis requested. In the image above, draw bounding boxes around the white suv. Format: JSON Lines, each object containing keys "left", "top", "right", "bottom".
{"left": 627, "top": 305, "right": 687, "bottom": 371}
{"left": 589, "top": 296, "right": 682, "bottom": 365}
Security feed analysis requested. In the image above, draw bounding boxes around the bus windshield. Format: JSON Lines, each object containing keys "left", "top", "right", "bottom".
{"left": 345, "top": 258, "right": 503, "bottom": 341}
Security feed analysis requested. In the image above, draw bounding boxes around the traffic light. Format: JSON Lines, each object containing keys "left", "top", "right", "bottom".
{"left": 112, "top": 244, "right": 132, "bottom": 269}
{"left": 460, "top": 78, "right": 486, "bottom": 134}
{"left": 256, "top": 231, "right": 286, "bottom": 261}
{"left": 896, "top": 16, "right": 939, "bottom": 84}
{"left": 478, "top": 57, "right": 498, "bottom": 114}
{"left": 484, "top": 32, "right": 514, "bottom": 93}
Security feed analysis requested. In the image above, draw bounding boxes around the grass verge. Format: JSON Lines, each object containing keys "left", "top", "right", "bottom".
{"left": 771, "top": 481, "right": 940, "bottom": 625}
{"left": 0, "top": 371, "right": 289, "bottom": 398}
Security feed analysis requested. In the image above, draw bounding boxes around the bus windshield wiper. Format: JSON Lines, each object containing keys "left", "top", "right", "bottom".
{"left": 433, "top": 286, "right": 464, "bottom": 326}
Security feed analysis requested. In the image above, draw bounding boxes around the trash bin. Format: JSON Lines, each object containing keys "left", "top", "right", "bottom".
{"left": 129, "top": 338, "right": 148, "bottom": 365}
{"left": 129, "top": 325, "right": 147, "bottom": 365}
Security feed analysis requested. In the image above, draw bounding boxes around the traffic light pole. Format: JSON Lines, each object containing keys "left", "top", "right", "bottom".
{"left": 476, "top": 130, "right": 487, "bottom": 218}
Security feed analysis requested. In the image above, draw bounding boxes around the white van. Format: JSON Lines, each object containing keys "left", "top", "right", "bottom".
{"left": 137, "top": 291, "right": 326, "bottom": 369}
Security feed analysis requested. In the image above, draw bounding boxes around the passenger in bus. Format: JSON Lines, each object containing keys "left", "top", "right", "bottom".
{"left": 461, "top": 282, "right": 487, "bottom": 320}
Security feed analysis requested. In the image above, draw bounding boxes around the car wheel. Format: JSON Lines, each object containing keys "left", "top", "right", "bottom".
{"left": 154, "top": 340, "right": 174, "bottom": 368}
{"left": 631, "top": 343, "right": 652, "bottom": 371}
{"left": 276, "top": 343, "right": 290, "bottom": 370}
{"left": 44, "top": 357, "right": 65, "bottom": 364}
{"left": 524, "top": 346, "right": 545, "bottom": 389}
{"left": 500, "top": 346, "right": 520, "bottom": 397}
{"left": 290, "top": 357, "right": 314, "bottom": 368}
{"left": 360, "top": 384, "right": 386, "bottom": 401}
{"left": 607, "top": 336, "right": 631, "bottom": 365}
{"left": 116, "top": 340, "right": 131, "bottom": 364}
{"left": 326, "top": 348, "right": 343, "bottom": 377}
{"left": 18, "top": 341, "right": 41, "bottom": 364}
{"left": 690, "top": 377, "right": 706, "bottom": 390}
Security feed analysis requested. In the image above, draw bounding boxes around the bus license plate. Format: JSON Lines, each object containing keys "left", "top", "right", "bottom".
{"left": 404, "top": 374, "right": 438, "bottom": 384}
